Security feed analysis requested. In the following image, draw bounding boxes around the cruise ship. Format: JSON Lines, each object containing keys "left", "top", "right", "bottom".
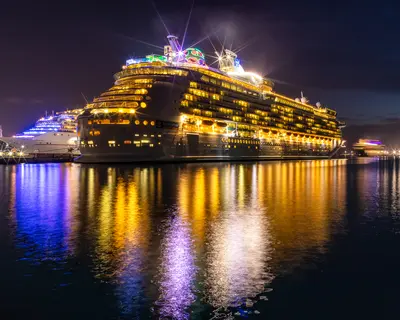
{"left": 352, "top": 139, "right": 387, "bottom": 157}
{"left": 76, "top": 35, "right": 345, "bottom": 163}
{"left": 1, "top": 109, "right": 82, "bottom": 158}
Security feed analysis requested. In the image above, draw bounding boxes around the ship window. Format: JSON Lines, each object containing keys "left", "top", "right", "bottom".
{"left": 143, "top": 120, "right": 148, "bottom": 126}
{"left": 150, "top": 144, "right": 154, "bottom": 147}
{"left": 124, "top": 140, "right": 132, "bottom": 144}
{"left": 89, "top": 130, "right": 100, "bottom": 136}
{"left": 150, "top": 121, "right": 155, "bottom": 126}
{"left": 135, "top": 134, "right": 139, "bottom": 136}
{"left": 135, "top": 120, "right": 140, "bottom": 125}
{"left": 108, "top": 140, "right": 116, "bottom": 147}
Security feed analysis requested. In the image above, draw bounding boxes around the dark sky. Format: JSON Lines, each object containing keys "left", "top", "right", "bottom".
{"left": 1, "top": 0, "right": 400, "bottom": 147}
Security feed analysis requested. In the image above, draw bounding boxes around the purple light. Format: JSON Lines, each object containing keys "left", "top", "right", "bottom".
{"left": 156, "top": 215, "right": 196, "bottom": 319}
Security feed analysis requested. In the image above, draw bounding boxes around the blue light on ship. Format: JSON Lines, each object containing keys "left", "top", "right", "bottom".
{"left": 14, "top": 114, "right": 75, "bottom": 138}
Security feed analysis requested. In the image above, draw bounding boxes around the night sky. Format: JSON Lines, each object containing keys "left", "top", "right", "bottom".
{"left": 1, "top": 0, "right": 400, "bottom": 147}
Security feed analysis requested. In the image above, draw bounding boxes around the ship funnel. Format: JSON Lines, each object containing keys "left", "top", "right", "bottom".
{"left": 300, "top": 91, "right": 309, "bottom": 104}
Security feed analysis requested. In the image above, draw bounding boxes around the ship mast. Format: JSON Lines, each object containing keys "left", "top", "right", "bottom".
{"left": 164, "top": 35, "right": 185, "bottom": 63}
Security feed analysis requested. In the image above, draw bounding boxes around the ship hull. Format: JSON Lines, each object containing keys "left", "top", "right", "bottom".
{"left": 75, "top": 154, "right": 329, "bottom": 164}
{"left": 75, "top": 123, "right": 332, "bottom": 163}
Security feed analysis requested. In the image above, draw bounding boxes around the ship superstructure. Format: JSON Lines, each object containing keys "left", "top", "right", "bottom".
{"left": 76, "top": 35, "right": 345, "bottom": 163}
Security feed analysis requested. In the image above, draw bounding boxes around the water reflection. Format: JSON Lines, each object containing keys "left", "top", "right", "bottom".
{"left": 4, "top": 158, "right": 385, "bottom": 318}
{"left": 156, "top": 212, "right": 196, "bottom": 319}
{"left": 9, "top": 164, "right": 80, "bottom": 262}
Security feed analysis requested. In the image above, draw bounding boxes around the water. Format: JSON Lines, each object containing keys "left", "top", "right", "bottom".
{"left": 1, "top": 159, "right": 400, "bottom": 319}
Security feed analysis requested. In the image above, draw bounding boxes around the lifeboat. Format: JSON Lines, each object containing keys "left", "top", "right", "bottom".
{"left": 202, "top": 120, "right": 214, "bottom": 126}
{"left": 216, "top": 122, "right": 227, "bottom": 127}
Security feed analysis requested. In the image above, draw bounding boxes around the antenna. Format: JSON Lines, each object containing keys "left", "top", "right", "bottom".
{"left": 81, "top": 92, "right": 89, "bottom": 104}
{"left": 151, "top": 1, "right": 171, "bottom": 36}
{"left": 181, "top": 0, "right": 195, "bottom": 49}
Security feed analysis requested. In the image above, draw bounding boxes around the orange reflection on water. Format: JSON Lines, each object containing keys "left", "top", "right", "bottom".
{"left": 203, "top": 164, "right": 273, "bottom": 309}
{"left": 3, "top": 159, "right": 356, "bottom": 318}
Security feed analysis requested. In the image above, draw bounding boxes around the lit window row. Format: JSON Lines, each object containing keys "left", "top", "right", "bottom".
{"left": 111, "top": 84, "right": 152, "bottom": 90}
{"left": 221, "top": 138, "right": 260, "bottom": 145}
{"left": 92, "top": 101, "right": 139, "bottom": 109}
{"left": 189, "top": 88, "right": 209, "bottom": 98}
{"left": 245, "top": 113, "right": 260, "bottom": 120}
{"left": 116, "top": 67, "right": 188, "bottom": 79}
{"left": 116, "top": 78, "right": 153, "bottom": 85}
{"left": 233, "top": 99, "right": 249, "bottom": 107}
{"left": 94, "top": 95, "right": 144, "bottom": 102}
{"left": 102, "top": 88, "right": 148, "bottom": 96}
{"left": 91, "top": 108, "right": 137, "bottom": 115}
{"left": 219, "top": 107, "right": 233, "bottom": 115}
{"left": 90, "top": 119, "right": 131, "bottom": 125}
{"left": 184, "top": 94, "right": 196, "bottom": 101}
{"left": 198, "top": 69, "right": 260, "bottom": 93}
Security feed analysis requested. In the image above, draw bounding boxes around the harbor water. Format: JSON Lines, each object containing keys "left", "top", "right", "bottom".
{"left": 1, "top": 158, "right": 400, "bottom": 319}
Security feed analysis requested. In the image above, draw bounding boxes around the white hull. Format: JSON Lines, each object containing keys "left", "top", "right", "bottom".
{"left": 1, "top": 132, "right": 80, "bottom": 155}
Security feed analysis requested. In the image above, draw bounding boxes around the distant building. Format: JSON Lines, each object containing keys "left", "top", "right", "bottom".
{"left": 352, "top": 139, "right": 386, "bottom": 156}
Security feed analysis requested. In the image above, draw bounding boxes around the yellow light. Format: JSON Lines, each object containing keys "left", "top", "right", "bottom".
{"left": 0, "top": 152, "right": 3, "bottom": 156}
{"left": 8, "top": 152, "right": 13, "bottom": 156}
{"left": 180, "top": 115, "right": 187, "bottom": 123}
{"left": 118, "top": 108, "right": 123, "bottom": 113}
{"left": 150, "top": 121, "right": 155, "bottom": 126}
{"left": 140, "top": 102, "right": 147, "bottom": 108}
{"left": 19, "top": 152, "right": 23, "bottom": 156}
{"left": 135, "top": 120, "right": 140, "bottom": 125}
{"left": 104, "top": 108, "right": 109, "bottom": 113}
{"left": 143, "top": 120, "right": 148, "bottom": 126}
{"left": 129, "top": 109, "right": 135, "bottom": 114}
